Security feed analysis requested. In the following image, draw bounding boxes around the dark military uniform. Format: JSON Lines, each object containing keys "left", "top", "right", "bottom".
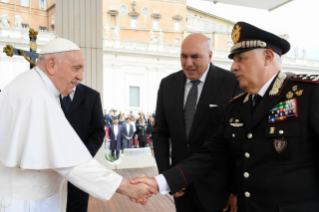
{"left": 136, "top": 123, "right": 147, "bottom": 147}
{"left": 162, "top": 72, "right": 319, "bottom": 212}
{"left": 161, "top": 21, "right": 319, "bottom": 212}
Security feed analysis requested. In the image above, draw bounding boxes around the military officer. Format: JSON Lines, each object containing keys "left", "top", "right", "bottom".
{"left": 136, "top": 118, "right": 148, "bottom": 148}
{"left": 132, "top": 22, "right": 319, "bottom": 212}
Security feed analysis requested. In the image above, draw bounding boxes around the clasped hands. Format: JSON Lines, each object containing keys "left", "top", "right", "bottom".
{"left": 118, "top": 174, "right": 158, "bottom": 205}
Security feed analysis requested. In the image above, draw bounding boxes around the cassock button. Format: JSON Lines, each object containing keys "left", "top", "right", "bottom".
{"left": 245, "top": 152, "right": 250, "bottom": 158}
{"left": 245, "top": 192, "right": 250, "bottom": 198}
{"left": 244, "top": 172, "right": 249, "bottom": 178}
{"left": 279, "top": 130, "right": 284, "bottom": 135}
{"left": 247, "top": 133, "right": 253, "bottom": 139}
{"left": 232, "top": 134, "right": 236, "bottom": 138}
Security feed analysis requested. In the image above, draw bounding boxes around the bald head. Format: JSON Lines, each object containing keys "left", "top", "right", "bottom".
{"left": 181, "top": 33, "right": 212, "bottom": 81}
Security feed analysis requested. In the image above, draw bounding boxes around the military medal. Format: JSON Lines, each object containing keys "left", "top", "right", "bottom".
{"left": 274, "top": 139, "right": 287, "bottom": 153}
{"left": 268, "top": 98, "right": 298, "bottom": 123}
{"left": 269, "top": 127, "right": 275, "bottom": 134}
{"left": 295, "top": 89, "right": 303, "bottom": 96}
{"left": 286, "top": 91, "right": 294, "bottom": 99}
{"left": 292, "top": 85, "right": 297, "bottom": 92}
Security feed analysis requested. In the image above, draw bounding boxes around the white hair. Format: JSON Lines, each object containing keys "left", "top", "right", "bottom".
{"left": 36, "top": 52, "right": 68, "bottom": 66}
{"left": 253, "top": 49, "right": 282, "bottom": 70}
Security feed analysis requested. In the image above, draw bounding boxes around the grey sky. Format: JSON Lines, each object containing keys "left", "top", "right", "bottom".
{"left": 188, "top": 0, "right": 319, "bottom": 60}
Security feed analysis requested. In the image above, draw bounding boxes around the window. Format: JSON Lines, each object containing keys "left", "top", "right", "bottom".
{"left": 20, "top": 0, "right": 28, "bottom": 6}
{"left": 187, "top": 18, "right": 191, "bottom": 27}
{"left": 1, "top": 0, "right": 9, "bottom": 3}
{"left": 39, "top": 27, "right": 47, "bottom": 32}
{"left": 130, "top": 86, "right": 140, "bottom": 107}
{"left": 131, "top": 16, "right": 137, "bottom": 28}
{"left": 142, "top": 7, "right": 149, "bottom": 16}
{"left": 205, "top": 23, "right": 210, "bottom": 31}
{"left": 153, "top": 18, "right": 159, "bottom": 30}
{"left": 22, "top": 24, "right": 28, "bottom": 30}
{"left": 199, "top": 20, "right": 203, "bottom": 29}
{"left": 154, "top": 37, "right": 158, "bottom": 42}
{"left": 110, "top": 15, "right": 116, "bottom": 27}
{"left": 175, "top": 38, "right": 179, "bottom": 44}
{"left": 208, "top": 38, "right": 212, "bottom": 45}
{"left": 174, "top": 20, "right": 180, "bottom": 31}
{"left": 120, "top": 5, "right": 127, "bottom": 14}
{"left": 39, "top": 0, "right": 46, "bottom": 9}
{"left": 193, "top": 19, "right": 198, "bottom": 28}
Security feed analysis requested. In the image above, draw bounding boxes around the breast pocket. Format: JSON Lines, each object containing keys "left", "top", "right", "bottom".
{"left": 224, "top": 125, "right": 246, "bottom": 158}
{"left": 265, "top": 122, "right": 300, "bottom": 164}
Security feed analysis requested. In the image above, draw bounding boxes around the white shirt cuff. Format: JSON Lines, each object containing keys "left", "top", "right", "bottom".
{"left": 154, "top": 174, "right": 171, "bottom": 195}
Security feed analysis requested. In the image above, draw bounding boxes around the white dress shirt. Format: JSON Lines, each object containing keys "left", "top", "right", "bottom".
{"left": 183, "top": 63, "right": 210, "bottom": 108}
{"left": 114, "top": 125, "right": 119, "bottom": 140}
{"left": 61, "top": 86, "right": 77, "bottom": 101}
{"left": 155, "top": 71, "right": 279, "bottom": 195}
{"left": 126, "top": 123, "right": 130, "bottom": 136}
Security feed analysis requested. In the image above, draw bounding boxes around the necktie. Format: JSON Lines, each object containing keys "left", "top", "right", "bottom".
{"left": 184, "top": 80, "right": 200, "bottom": 139}
{"left": 63, "top": 95, "right": 71, "bottom": 113}
{"left": 252, "top": 94, "right": 262, "bottom": 111}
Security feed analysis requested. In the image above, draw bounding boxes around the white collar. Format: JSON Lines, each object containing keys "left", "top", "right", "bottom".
{"left": 256, "top": 72, "right": 278, "bottom": 97}
{"left": 35, "top": 67, "right": 60, "bottom": 98}
{"left": 186, "top": 63, "right": 210, "bottom": 84}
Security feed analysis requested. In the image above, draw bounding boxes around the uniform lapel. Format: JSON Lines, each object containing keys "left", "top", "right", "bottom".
{"left": 67, "top": 84, "right": 86, "bottom": 117}
{"left": 174, "top": 72, "right": 187, "bottom": 141}
{"left": 249, "top": 72, "right": 288, "bottom": 131}
{"left": 238, "top": 94, "right": 252, "bottom": 131}
{"left": 188, "top": 64, "right": 223, "bottom": 141}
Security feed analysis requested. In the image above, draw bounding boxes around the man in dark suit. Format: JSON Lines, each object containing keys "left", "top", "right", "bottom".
{"left": 133, "top": 22, "right": 319, "bottom": 212}
{"left": 152, "top": 33, "right": 243, "bottom": 212}
{"left": 122, "top": 117, "right": 134, "bottom": 149}
{"left": 109, "top": 118, "right": 123, "bottom": 160}
{"left": 136, "top": 118, "right": 148, "bottom": 148}
{"left": 60, "top": 83, "right": 105, "bottom": 212}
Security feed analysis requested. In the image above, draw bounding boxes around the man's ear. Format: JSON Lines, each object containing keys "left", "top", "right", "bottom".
{"left": 263, "top": 49, "right": 274, "bottom": 66}
{"left": 46, "top": 57, "right": 56, "bottom": 75}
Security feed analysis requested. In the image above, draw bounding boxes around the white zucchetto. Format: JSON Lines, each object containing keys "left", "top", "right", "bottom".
{"left": 40, "top": 38, "right": 80, "bottom": 55}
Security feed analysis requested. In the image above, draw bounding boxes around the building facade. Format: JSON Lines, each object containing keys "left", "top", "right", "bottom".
{"left": 0, "top": 0, "right": 318, "bottom": 115}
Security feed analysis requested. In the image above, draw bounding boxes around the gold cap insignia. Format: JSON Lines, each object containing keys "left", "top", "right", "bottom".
{"left": 232, "top": 24, "right": 242, "bottom": 44}
{"left": 286, "top": 91, "right": 294, "bottom": 99}
{"left": 295, "top": 89, "right": 303, "bottom": 96}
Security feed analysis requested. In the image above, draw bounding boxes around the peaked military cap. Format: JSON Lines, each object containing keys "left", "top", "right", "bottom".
{"left": 229, "top": 22, "right": 290, "bottom": 59}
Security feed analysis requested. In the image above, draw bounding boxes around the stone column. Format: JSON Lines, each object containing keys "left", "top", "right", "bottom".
{"left": 55, "top": 0, "right": 110, "bottom": 168}
{"left": 55, "top": 0, "right": 103, "bottom": 95}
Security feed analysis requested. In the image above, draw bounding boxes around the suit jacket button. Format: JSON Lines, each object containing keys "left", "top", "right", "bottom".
{"left": 232, "top": 134, "right": 236, "bottom": 138}
{"left": 247, "top": 133, "right": 253, "bottom": 139}
{"left": 245, "top": 152, "right": 250, "bottom": 158}
{"left": 279, "top": 130, "right": 284, "bottom": 134}
{"left": 245, "top": 192, "right": 250, "bottom": 198}
{"left": 244, "top": 172, "right": 249, "bottom": 178}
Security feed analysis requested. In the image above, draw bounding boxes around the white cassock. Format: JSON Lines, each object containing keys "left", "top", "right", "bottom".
{"left": 0, "top": 68, "right": 123, "bottom": 212}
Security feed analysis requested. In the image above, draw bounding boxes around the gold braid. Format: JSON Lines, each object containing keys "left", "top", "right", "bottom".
{"left": 19, "top": 50, "right": 36, "bottom": 68}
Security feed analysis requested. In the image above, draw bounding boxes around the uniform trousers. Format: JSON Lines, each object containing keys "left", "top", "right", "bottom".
{"left": 67, "top": 182, "right": 89, "bottom": 212}
{"left": 174, "top": 184, "right": 229, "bottom": 212}
{"left": 139, "top": 141, "right": 146, "bottom": 147}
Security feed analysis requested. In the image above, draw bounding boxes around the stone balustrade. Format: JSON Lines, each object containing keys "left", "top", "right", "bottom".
{"left": 0, "top": 27, "right": 56, "bottom": 41}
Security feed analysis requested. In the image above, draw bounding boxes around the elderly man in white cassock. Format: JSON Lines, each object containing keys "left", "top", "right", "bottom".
{"left": 0, "top": 38, "right": 157, "bottom": 212}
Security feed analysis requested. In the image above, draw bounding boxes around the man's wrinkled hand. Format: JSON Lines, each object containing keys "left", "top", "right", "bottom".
{"left": 130, "top": 174, "right": 159, "bottom": 191}
{"left": 173, "top": 188, "right": 185, "bottom": 198}
{"left": 223, "top": 193, "right": 238, "bottom": 212}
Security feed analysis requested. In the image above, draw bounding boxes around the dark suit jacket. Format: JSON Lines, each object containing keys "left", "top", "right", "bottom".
{"left": 122, "top": 123, "right": 134, "bottom": 141}
{"left": 61, "top": 84, "right": 105, "bottom": 156}
{"left": 62, "top": 84, "right": 105, "bottom": 212}
{"left": 109, "top": 124, "right": 123, "bottom": 150}
{"left": 161, "top": 72, "right": 319, "bottom": 212}
{"left": 153, "top": 63, "right": 243, "bottom": 211}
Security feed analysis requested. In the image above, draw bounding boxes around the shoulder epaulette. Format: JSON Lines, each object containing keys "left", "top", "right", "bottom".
{"left": 229, "top": 92, "right": 247, "bottom": 104}
{"left": 290, "top": 74, "right": 319, "bottom": 83}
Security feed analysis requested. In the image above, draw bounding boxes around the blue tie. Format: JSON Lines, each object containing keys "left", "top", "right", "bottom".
{"left": 63, "top": 95, "right": 71, "bottom": 113}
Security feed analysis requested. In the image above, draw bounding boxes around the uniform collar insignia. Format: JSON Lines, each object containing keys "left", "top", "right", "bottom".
{"left": 243, "top": 93, "right": 250, "bottom": 103}
{"left": 269, "top": 71, "right": 287, "bottom": 97}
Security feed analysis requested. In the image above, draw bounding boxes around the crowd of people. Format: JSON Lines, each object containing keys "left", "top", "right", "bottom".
{"left": 103, "top": 109, "right": 155, "bottom": 160}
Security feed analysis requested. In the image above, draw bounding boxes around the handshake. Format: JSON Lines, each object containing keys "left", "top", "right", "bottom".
{"left": 116, "top": 175, "right": 159, "bottom": 205}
